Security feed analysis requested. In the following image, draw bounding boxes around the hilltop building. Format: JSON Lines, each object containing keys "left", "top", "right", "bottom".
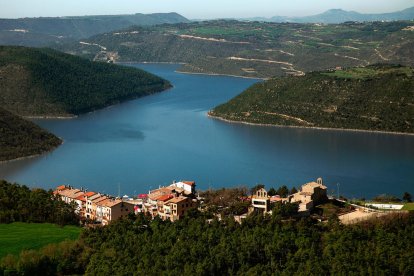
{"left": 249, "top": 188, "right": 271, "bottom": 214}
{"left": 290, "top": 178, "right": 328, "bottom": 213}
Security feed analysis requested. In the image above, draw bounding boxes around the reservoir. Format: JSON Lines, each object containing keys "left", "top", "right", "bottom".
{"left": 0, "top": 64, "right": 413, "bottom": 199}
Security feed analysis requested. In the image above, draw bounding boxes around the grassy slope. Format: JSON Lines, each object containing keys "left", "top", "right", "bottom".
{"left": 211, "top": 64, "right": 414, "bottom": 133}
{"left": 0, "top": 46, "right": 171, "bottom": 116}
{"left": 0, "top": 107, "right": 61, "bottom": 161}
{"left": 403, "top": 203, "right": 414, "bottom": 211}
{"left": 0, "top": 222, "right": 80, "bottom": 258}
{"left": 59, "top": 20, "right": 414, "bottom": 78}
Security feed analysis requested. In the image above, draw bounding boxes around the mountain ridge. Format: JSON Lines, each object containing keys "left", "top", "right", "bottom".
{"left": 0, "top": 12, "right": 190, "bottom": 46}
{"left": 241, "top": 6, "right": 414, "bottom": 24}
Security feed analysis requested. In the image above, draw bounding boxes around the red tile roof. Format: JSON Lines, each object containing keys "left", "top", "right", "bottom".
{"left": 182, "top": 181, "right": 195, "bottom": 186}
{"left": 84, "top": 191, "right": 95, "bottom": 197}
{"left": 157, "top": 194, "right": 174, "bottom": 202}
{"left": 76, "top": 195, "right": 86, "bottom": 202}
{"left": 56, "top": 185, "right": 67, "bottom": 191}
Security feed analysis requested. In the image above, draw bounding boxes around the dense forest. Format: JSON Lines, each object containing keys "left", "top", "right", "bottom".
{"left": 0, "top": 46, "right": 171, "bottom": 116}
{"left": 0, "top": 107, "right": 61, "bottom": 161}
{"left": 59, "top": 20, "right": 414, "bottom": 78}
{"left": 1, "top": 208, "right": 413, "bottom": 275}
{"left": 0, "top": 180, "right": 78, "bottom": 225}
{"left": 211, "top": 64, "right": 414, "bottom": 133}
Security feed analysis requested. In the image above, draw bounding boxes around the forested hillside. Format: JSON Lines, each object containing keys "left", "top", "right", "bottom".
{"left": 0, "top": 180, "right": 78, "bottom": 225}
{"left": 211, "top": 64, "right": 414, "bottom": 133}
{"left": 0, "top": 107, "right": 61, "bottom": 161}
{"left": 0, "top": 12, "right": 189, "bottom": 47}
{"left": 59, "top": 20, "right": 414, "bottom": 78}
{"left": 1, "top": 210, "right": 413, "bottom": 275}
{"left": 0, "top": 46, "right": 171, "bottom": 116}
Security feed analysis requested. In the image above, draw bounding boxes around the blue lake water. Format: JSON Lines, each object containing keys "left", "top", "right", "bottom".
{"left": 0, "top": 63, "right": 413, "bottom": 199}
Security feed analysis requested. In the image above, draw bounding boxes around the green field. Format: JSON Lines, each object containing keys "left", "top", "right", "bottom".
{"left": 402, "top": 203, "right": 414, "bottom": 211}
{"left": 0, "top": 222, "right": 81, "bottom": 258}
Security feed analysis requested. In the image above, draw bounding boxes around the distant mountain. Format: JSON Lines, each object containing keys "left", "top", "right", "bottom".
{"left": 0, "top": 46, "right": 171, "bottom": 116}
{"left": 0, "top": 107, "right": 61, "bottom": 161}
{"left": 244, "top": 6, "right": 414, "bottom": 24}
{"left": 0, "top": 12, "right": 189, "bottom": 46}
{"left": 210, "top": 64, "right": 414, "bottom": 134}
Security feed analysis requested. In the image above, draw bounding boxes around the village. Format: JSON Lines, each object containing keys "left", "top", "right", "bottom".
{"left": 54, "top": 177, "right": 409, "bottom": 226}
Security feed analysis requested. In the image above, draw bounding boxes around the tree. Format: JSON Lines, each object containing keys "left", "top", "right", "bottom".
{"left": 290, "top": 187, "right": 298, "bottom": 195}
{"left": 268, "top": 188, "right": 277, "bottom": 196}
{"left": 403, "top": 192, "right": 412, "bottom": 203}
{"left": 277, "top": 185, "right": 289, "bottom": 198}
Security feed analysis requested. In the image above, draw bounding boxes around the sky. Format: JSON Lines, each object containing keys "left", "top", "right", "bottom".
{"left": 1, "top": 0, "right": 414, "bottom": 19}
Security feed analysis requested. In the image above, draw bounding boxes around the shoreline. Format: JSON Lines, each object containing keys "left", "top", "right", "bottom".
{"left": 25, "top": 115, "right": 77, "bottom": 120}
{"left": 175, "top": 70, "right": 266, "bottom": 80}
{"left": 116, "top": 61, "right": 266, "bottom": 80}
{"left": 207, "top": 112, "right": 414, "bottom": 136}
{"left": 116, "top": 61, "right": 186, "bottom": 65}
{"left": 0, "top": 140, "right": 63, "bottom": 164}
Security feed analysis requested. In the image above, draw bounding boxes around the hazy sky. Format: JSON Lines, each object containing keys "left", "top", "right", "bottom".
{"left": 2, "top": 0, "right": 414, "bottom": 19}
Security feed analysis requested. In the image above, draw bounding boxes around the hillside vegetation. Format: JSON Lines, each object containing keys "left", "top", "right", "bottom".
{"left": 1, "top": 211, "right": 414, "bottom": 275}
{"left": 59, "top": 20, "right": 414, "bottom": 78}
{"left": 0, "top": 46, "right": 171, "bottom": 116}
{"left": 210, "top": 64, "right": 414, "bottom": 133}
{"left": 0, "top": 107, "right": 61, "bottom": 161}
{"left": 0, "top": 12, "right": 189, "bottom": 47}
{"left": 0, "top": 180, "right": 78, "bottom": 225}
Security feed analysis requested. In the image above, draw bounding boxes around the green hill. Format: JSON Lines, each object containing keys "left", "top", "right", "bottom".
{"left": 210, "top": 64, "right": 414, "bottom": 134}
{"left": 0, "top": 46, "right": 171, "bottom": 116}
{"left": 59, "top": 20, "right": 414, "bottom": 79}
{"left": 0, "top": 12, "right": 190, "bottom": 47}
{"left": 0, "top": 107, "right": 61, "bottom": 161}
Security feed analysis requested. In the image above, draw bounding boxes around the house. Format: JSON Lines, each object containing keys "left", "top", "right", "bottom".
{"left": 170, "top": 181, "right": 196, "bottom": 195}
{"left": 101, "top": 199, "right": 134, "bottom": 226}
{"left": 249, "top": 188, "right": 270, "bottom": 214}
{"left": 166, "top": 196, "right": 197, "bottom": 222}
{"left": 290, "top": 178, "right": 328, "bottom": 212}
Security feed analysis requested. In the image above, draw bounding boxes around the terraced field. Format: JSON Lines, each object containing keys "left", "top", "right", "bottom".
{"left": 58, "top": 20, "right": 414, "bottom": 78}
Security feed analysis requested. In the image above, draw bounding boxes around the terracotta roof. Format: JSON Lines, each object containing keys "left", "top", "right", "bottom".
{"left": 76, "top": 195, "right": 86, "bottom": 202}
{"left": 56, "top": 185, "right": 67, "bottom": 191}
{"left": 102, "top": 199, "right": 122, "bottom": 208}
{"left": 182, "top": 181, "right": 195, "bottom": 186}
{"left": 84, "top": 191, "right": 95, "bottom": 197}
{"left": 157, "top": 194, "right": 174, "bottom": 202}
{"left": 88, "top": 194, "right": 103, "bottom": 201}
{"left": 168, "top": 196, "right": 188, "bottom": 204}
{"left": 92, "top": 196, "right": 108, "bottom": 203}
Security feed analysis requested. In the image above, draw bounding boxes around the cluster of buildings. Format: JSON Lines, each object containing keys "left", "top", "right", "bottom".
{"left": 54, "top": 180, "right": 199, "bottom": 225}
{"left": 55, "top": 178, "right": 328, "bottom": 225}
{"left": 250, "top": 177, "right": 328, "bottom": 215}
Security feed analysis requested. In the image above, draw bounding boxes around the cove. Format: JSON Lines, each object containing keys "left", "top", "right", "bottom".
{"left": 0, "top": 63, "right": 413, "bottom": 199}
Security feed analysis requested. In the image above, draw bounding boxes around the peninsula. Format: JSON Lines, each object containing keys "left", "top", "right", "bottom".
{"left": 210, "top": 64, "right": 414, "bottom": 134}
